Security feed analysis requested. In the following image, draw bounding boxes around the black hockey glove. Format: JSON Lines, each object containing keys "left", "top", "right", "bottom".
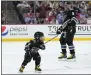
{"left": 39, "top": 44, "right": 45, "bottom": 50}
{"left": 24, "top": 42, "right": 30, "bottom": 51}
{"left": 26, "top": 50, "right": 31, "bottom": 56}
{"left": 24, "top": 42, "right": 31, "bottom": 56}
{"left": 25, "top": 46, "right": 31, "bottom": 56}
{"left": 56, "top": 26, "right": 63, "bottom": 34}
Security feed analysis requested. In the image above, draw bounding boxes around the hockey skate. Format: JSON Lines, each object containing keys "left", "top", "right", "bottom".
{"left": 58, "top": 53, "right": 67, "bottom": 61}
{"left": 35, "top": 65, "right": 41, "bottom": 71}
{"left": 19, "top": 65, "right": 25, "bottom": 73}
{"left": 67, "top": 53, "right": 76, "bottom": 62}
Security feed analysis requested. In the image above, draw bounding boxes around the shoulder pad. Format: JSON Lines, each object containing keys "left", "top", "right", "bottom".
{"left": 30, "top": 39, "right": 36, "bottom": 43}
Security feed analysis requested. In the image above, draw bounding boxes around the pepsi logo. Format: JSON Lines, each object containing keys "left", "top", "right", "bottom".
{"left": 1, "top": 26, "right": 8, "bottom": 36}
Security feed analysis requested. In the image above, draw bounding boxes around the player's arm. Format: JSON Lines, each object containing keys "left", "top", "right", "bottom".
{"left": 62, "top": 17, "right": 70, "bottom": 30}
{"left": 25, "top": 40, "right": 40, "bottom": 54}
{"left": 24, "top": 42, "right": 30, "bottom": 51}
{"left": 70, "top": 17, "right": 78, "bottom": 25}
{"left": 56, "top": 15, "right": 70, "bottom": 34}
{"left": 24, "top": 41, "right": 32, "bottom": 56}
{"left": 24, "top": 40, "right": 34, "bottom": 52}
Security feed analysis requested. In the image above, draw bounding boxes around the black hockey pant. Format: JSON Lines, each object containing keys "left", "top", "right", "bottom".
{"left": 59, "top": 26, "right": 76, "bottom": 54}
{"left": 22, "top": 52, "right": 41, "bottom": 67}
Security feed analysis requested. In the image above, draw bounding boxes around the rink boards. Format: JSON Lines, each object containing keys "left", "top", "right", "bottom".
{"left": 1, "top": 24, "right": 91, "bottom": 42}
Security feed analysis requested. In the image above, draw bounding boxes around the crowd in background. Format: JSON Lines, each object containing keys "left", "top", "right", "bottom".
{"left": 1, "top": 1, "right": 91, "bottom": 24}
{"left": 1, "top": 11, "right": 6, "bottom": 24}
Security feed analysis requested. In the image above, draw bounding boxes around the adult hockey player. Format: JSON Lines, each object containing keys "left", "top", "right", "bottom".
{"left": 19, "top": 31, "right": 45, "bottom": 72}
{"left": 56, "top": 2, "right": 78, "bottom": 59}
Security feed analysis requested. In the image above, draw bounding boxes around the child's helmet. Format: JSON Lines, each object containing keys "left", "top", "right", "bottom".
{"left": 34, "top": 31, "right": 44, "bottom": 40}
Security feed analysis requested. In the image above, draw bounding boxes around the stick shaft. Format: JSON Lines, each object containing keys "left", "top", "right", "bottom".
{"left": 44, "top": 35, "right": 59, "bottom": 44}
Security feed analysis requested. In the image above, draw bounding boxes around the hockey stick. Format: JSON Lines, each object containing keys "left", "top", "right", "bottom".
{"left": 44, "top": 34, "right": 60, "bottom": 44}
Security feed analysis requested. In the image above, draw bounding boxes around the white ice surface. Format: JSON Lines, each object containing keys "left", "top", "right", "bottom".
{"left": 2, "top": 41, "right": 91, "bottom": 74}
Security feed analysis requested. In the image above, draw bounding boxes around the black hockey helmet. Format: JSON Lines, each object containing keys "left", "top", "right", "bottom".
{"left": 34, "top": 31, "right": 44, "bottom": 40}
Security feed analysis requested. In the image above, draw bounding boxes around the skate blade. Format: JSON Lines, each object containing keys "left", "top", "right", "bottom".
{"left": 35, "top": 70, "right": 41, "bottom": 73}
{"left": 58, "top": 58, "right": 67, "bottom": 61}
{"left": 67, "top": 58, "right": 76, "bottom": 62}
{"left": 18, "top": 71, "right": 23, "bottom": 74}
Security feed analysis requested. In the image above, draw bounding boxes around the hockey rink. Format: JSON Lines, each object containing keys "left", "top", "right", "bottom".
{"left": 2, "top": 41, "right": 91, "bottom": 74}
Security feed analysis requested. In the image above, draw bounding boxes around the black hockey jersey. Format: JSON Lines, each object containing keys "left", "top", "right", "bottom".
{"left": 62, "top": 9, "right": 78, "bottom": 30}
{"left": 24, "top": 39, "right": 45, "bottom": 53}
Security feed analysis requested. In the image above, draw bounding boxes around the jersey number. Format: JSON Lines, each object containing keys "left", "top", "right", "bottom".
{"left": 72, "top": 12, "right": 74, "bottom": 16}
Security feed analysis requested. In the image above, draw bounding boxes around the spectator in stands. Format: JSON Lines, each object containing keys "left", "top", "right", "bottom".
{"left": 24, "top": 9, "right": 34, "bottom": 24}
{"left": 46, "top": 8, "right": 56, "bottom": 24}
{"left": 17, "top": 1, "right": 30, "bottom": 8}
{"left": 56, "top": 11, "right": 64, "bottom": 24}
{"left": 87, "top": 9, "right": 91, "bottom": 18}
{"left": 87, "top": 2, "right": 91, "bottom": 18}
{"left": 56, "top": 7, "right": 64, "bottom": 24}
{"left": 36, "top": 2, "right": 46, "bottom": 24}
{"left": 1, "top": 11, "right": 6, "bottom": 24}
{"left": 3, "top": 1, "right": 91, "bottom": 24}
{"left": 79, "top": 11, "right": 87, "bottom": 24}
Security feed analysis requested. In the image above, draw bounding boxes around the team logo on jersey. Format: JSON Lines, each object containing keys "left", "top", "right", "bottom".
{"left": 1, "top": 26, "right": 8, "bottom": 36}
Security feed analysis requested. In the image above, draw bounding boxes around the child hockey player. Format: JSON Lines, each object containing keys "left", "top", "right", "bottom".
{"left": 19, "top": 31, "right": 45, "bottom": 72}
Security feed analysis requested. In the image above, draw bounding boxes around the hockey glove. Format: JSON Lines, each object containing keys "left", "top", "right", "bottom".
{"left": 24, "top": 43, "right": 31, "bottom": 56}
{"left": 56, "top": 26, "right": 63, "bottom": 34}
{"left": 26, "top": 50, "right": 31, "bottom": 56}
{"left": 39, "top": 44, "right": 45, "bottom": 50}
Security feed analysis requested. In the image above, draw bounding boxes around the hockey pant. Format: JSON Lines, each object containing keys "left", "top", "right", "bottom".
{"left": 59, "top": 26, "right": 76, "bottom": 54}
{"left": 22, "top": 52, "right": 41, "bottom": 67}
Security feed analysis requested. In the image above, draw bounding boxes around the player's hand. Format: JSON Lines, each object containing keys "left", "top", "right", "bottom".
{"left": 40, "top": 44, "right": 45, "bottom": 50}
{"left": 56, "top": 26, "right": 63, "bottom": 34}
{"left": 26, "top": 50, "right": 31, "bottom": 56}
{"left": 56, "top": 29, "right": 61, "bottom": 34}
{"left": 56, "top": 28, "right": 62, "bottom": 34}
